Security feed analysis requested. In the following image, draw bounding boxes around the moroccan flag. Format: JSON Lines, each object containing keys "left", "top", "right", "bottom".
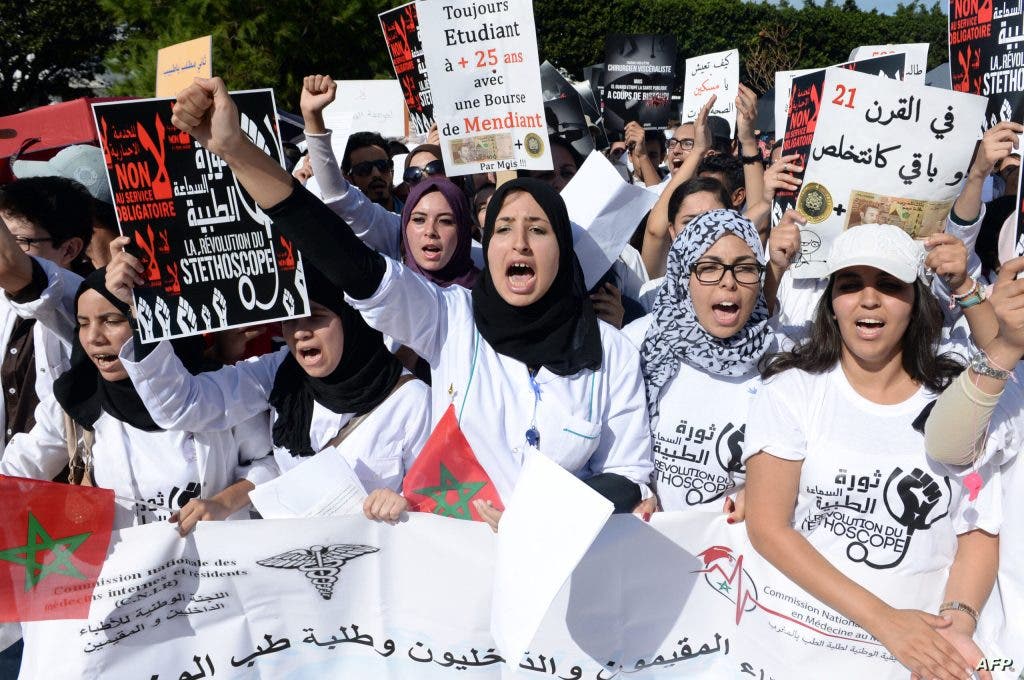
{"left": 0, "top": 475, "right": 114, "bottom": 622}
{"left": 403, "top": 405, "right": 503, "bottom": 521}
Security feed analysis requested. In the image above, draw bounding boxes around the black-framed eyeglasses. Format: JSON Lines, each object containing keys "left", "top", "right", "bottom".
{"left": 667, "top": 138, "right": 695, "bottom": 151}
{"left": 403, "top": 159, "right": 445, "bottom": 185}
{"left": 691, "top": 260, "right": 764, "bottom": 284}
{"left": 12, "top": 236, "right": 54, "bottom": 253}
{"left": 349, "top": 158, "right": 393, "bottom": 177}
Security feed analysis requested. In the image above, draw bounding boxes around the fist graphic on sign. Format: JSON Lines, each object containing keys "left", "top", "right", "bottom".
{"left": 135, "top": 298, "right": 154, "bottom": 342}
{"left": 282, "top": 289, "right": 295, "bottom": 316}
{"left": 154, "top": 297, "right": 172, "bottom": 337}
{"left": 177, "top": 298, "right": 198, "bottom": 334}
{"left": 212, "top": 288, "right": 228, "bottom": 326}
{"left": 201, "top": 304, "right": 212, "bottom": 330}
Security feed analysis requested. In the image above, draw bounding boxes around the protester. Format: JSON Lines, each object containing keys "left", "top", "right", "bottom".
{"left": 105, "top": 257, "right": 432, "bottom": 524}
{"left": 0, "top": 268, "right": 276, "bottom": 532}
{"left": 744, "top": 224, "right": 1000, "bottom": 679}
{"left": 624, "top": 210, "right": 772, "bottom": 517}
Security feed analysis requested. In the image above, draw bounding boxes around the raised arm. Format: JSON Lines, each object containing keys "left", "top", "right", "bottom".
{"left": 735, "top": 84, "right": 767, "bottom": 233}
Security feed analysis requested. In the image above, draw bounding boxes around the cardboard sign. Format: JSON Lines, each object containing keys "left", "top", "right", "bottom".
{"left": 155, "top": 36, "right": 212, "bottom": 98}
{"left": 682, "top": 49, "right": 740, "bottom": 134}
{"left": 602, "top": 33, "right": 677, "bottom": 131}
{"left": 380, "top": 2, "right": 434, "bottom": 135}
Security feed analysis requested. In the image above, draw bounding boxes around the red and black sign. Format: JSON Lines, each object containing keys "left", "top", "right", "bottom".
{"left": 92, "top": 90, "right": 308, "bottom": 343}
{"left": 380, "top": 2, "right": 434, "bottom": 135}
{"left": 949, "top": 0, "right": 1024, "bottom": 131}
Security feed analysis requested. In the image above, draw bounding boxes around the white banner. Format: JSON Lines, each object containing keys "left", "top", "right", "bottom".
{"left": 682, "top": 49, "right": 739, "bottom": 133}
{"left": 791, "top": 69, "right": 986, "bottom": 278}
{"left": 849, "top": 43, "right": 929, "bottom": 84}
{"left": 416, "top": 0, "right": 551, "bottom": 177}
{"left": 18, "top": 510, "right": 984, "bottom": 680}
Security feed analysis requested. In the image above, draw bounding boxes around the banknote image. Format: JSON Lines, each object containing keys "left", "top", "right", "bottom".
{"left": 845, "top": 190, "right": 954, "bottom": 239}
{"left": 450, "top": 133, "right": 514, "bottom": 164}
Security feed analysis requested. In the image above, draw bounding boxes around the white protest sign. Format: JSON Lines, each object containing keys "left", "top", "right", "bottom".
{"left": 681, "top": 49, "right": 739, "bottom": 133}
{"left": 563, "top": 151, "right": 660, "bottom": 289}
{"left": 328, "top": 80, "right": 406, "bottom": 139}
{"left": 19, "top": 512, "right": 970, "bottom": 679}
{"left": 774, "top": 68, "right": 818, "bottom": 138}
{"left": 849, "top": 43, "right": 929, "bottom": 83}
{"left": 416, "top": 0, "right": 551, "bottom": 177}
{"left": 248, "top": 449, "right": 368, "bottom": 519}
{"left": 791, "top": 69, "right": 987, "bottom": 278}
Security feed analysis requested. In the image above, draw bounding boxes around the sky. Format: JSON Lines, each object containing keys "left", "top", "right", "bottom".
{"left": 752, "top": 0, "right": 948, "bottom": 13}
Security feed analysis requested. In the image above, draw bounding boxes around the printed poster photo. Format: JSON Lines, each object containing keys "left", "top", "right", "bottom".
{"left": 92, "top": 90, "right": 309, "bottom": 343}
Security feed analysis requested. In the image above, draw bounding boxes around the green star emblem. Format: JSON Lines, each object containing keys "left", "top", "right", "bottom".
{"left": 717, "top": 580, "right": 732, "bottom": 593}
{"left": 413, "top": 463, "right": 486, "bottom": 520}
{"left": 0, "top": 512, "right": 91, "bottom": 591}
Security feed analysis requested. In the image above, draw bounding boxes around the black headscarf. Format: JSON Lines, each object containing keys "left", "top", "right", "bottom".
{"left": 268, "top": 266, "right": 404, "bottom": 457}
{"left": 471, "top": 177, "right": 602, "bottom": 375}
{"left": 54, "top": 269, "right": 208, "bottom": 432}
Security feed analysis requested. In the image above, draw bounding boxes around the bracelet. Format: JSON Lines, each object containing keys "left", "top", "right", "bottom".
{"left": 938, "top": 600, "right": 979, "bottom": 625}
{"left": 983, "top": 348, "right": 1019, "bottom": 382}
{"left": 952, "top": 278, "right": 979, "bottom": 300}
{"left": 739, "top": 151, "right": 763, "bottom": 165}
{"left": 957, "top": 291, "right": 985, "bottom": 309}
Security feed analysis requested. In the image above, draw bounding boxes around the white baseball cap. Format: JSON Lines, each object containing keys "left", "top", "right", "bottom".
{"left": 827, "top": 223, "right": 925, "bottom": 284}
{"left": 12, "top": 145, "right": 112, "bottom": 205}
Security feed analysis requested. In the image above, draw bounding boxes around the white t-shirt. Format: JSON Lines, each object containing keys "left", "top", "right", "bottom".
{"left": 623, "top": 315, "right": 759, "bottom": 511}
{"left": 743, "top": 363, "right": 983, "bottom": 609}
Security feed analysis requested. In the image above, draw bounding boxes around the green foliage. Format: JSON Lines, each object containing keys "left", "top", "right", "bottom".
{"left": 100, "top": 0, "right": 399, "bottom": 111}
{"left": 534, "top": 0, "right": 950, "bottom": 91}
{"left": 0, "top": 0, "right": 117, "bottom": 115}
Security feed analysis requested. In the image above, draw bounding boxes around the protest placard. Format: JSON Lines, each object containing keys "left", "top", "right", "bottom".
{"left": 416, "top": 0, "right": 551, "bottom": 177}
{"left": 540, "top": 61, "right": 596, "bottom": 157}
{"left": 380, "top": 2, "right": 434, "bottom": 135}
{"left": 328, "top": 80, "right": 407, "bottom": 140}
{"left": 92, "top": 90, "right": 308, "bottom": 342}
{"left": 682, "top": 49, "right": 740, "bottom": 135}
{"left": 849, "top": 43, "right": 929, "bottom": 83}
{"left": 772, "top": 53, "right": 909, "bottom": 226}
{"left": 18, "top": 512, "right": 968, "bottom": 679}
{"left": 949, "top": 0, "right": 1024, "bottom": 131}
{"left": 773, "top": 67, "right": 818, "bottom": 138}
{"left": 155, "top": 36, "right": 212, "bottom": 98}
{"left": 602, "top": 34, "right": 677, "bottom": 131}
{"left": 780, "top": 69, "right": 986, "bottom": 278}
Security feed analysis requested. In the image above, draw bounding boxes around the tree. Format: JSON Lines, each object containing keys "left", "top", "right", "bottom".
{"left": 100, "top": 0, "right": 397, "bottom": 113}
{"left": 0, "top": 0, "right": 117, "bottom": 115}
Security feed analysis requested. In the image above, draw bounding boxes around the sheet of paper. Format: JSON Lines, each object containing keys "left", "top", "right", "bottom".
{"left": 490, "top": 452, "right": 613, "bottom": 674}
{"left": 562, "top": 151, "right": 659, "bottom": 289}
{"left": 319, "top": 109, "right": 355, "bottom": 173}
{"left": 249, "top": 450, "right": 368, "bottom": 519}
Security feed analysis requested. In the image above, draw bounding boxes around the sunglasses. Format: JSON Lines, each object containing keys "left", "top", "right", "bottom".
{"left": 349, "top": 158, "right": 393, "bottom": 177}
{"left": 403, "top": 159, "right": 445, "bottom": 185}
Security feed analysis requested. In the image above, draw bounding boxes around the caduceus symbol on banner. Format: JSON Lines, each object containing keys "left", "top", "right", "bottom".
{"left": 257, "top": 544, "right": 379, "bottom": 600}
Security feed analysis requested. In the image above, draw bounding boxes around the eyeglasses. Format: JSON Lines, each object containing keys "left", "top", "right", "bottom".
{"left": 534, "top": 168, "right": 577, "bottom": 182}
{"left": 403, "top": 159, "right": 445, "bottom": 185}
{"left": 349, "top": 158, "right": 393, "bottom": 177}
{"left": 691, "top": 260, "right": 764, "bottom": 284}
{"left": 667, "top": 138, "right": 695, "bottom": 151}
{"left": 12, "top": 236, "right": 54, "bottom": 252}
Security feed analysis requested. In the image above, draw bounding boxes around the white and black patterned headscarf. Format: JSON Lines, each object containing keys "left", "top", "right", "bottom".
{"left": 640, "top": 209, "right": 770, "bottom": 423}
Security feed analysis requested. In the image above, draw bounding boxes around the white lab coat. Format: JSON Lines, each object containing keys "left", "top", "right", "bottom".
{"left": 348, "top": 258, "right": 654, "bottom": 501}
{"left": 119, "top": 344, "right": 432, "bottom": 492}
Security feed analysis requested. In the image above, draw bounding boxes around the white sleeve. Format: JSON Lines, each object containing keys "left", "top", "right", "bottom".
{"left": 7, "top": 257, "right": 80, "bottom": 348}
{"left": 742, "top": 371, "right": 807, "bottom": 462}
{"left": 584, "top": 336, "right": 655, "bottom": 487}
{"left": 231, "top": 411, "right": 278, "bottom": 487}
{"left": 395, "top": 380, "right": 433, "bottom": 477}
{"left": 119, "top": 339, "right": 285, "bottom": 432}
{"left": 346, "top": 258, "right": 455, "bottom": 367}
{"left": 306, "top": 131, "right": 403, "bottom": 259}
{"left": 0, "top": 396, "right": 72, "bottom": 481}
{"left": 946, "top": 201, "right": 986, "bottom": 254}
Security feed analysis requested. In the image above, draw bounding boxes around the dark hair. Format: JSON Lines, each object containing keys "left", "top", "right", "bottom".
{"left": 549, "top": 134, "right": 584, "bottom": 169}
{"left": 388, "top": 140, "right": 410, "bottom": 157}
{"left": 697, "top": 153, "right": 745, "bottom": 196}
{"left": 644, "top": 130, "right": 667, "bottom": 156}
{"left": 760, "top": 277, "right": 964, "bottom": 392}
{"left": 342, "top": 131, "right": 390, "bottom": 173}
{"left": 667, "top": 177, "right": 731, "bottom": 223}
{"left": 0, "top": 177, "right": 94, "bottom": 249}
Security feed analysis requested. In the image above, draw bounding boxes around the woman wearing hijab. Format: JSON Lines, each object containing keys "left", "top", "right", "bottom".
{"left": 167, "top": 78, "right": 654, "bottom": 525}
{"left": 623, "top": 209, "right": 771, "bottom": 516}
{"left": 0, "top": 269, "right": 276, "bottom": 531}
{"left": 105, "top": 260, "right": 432, "bottom": 523}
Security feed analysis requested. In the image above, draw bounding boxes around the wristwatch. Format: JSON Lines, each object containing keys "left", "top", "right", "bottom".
{"left": 970, "top": 352, "right": 1012, "bottom": 381}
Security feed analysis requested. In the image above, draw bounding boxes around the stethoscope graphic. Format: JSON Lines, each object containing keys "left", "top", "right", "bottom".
{"left": 845, "top": 467, "right": 951, "bottom": 570}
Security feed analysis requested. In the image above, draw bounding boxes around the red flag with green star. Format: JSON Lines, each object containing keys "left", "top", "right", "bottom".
{"left": 0, "top": 475, "right": 114, "bottom": 621}
{"left": 403, "top": 405, "right": 503, "bottom": 521}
